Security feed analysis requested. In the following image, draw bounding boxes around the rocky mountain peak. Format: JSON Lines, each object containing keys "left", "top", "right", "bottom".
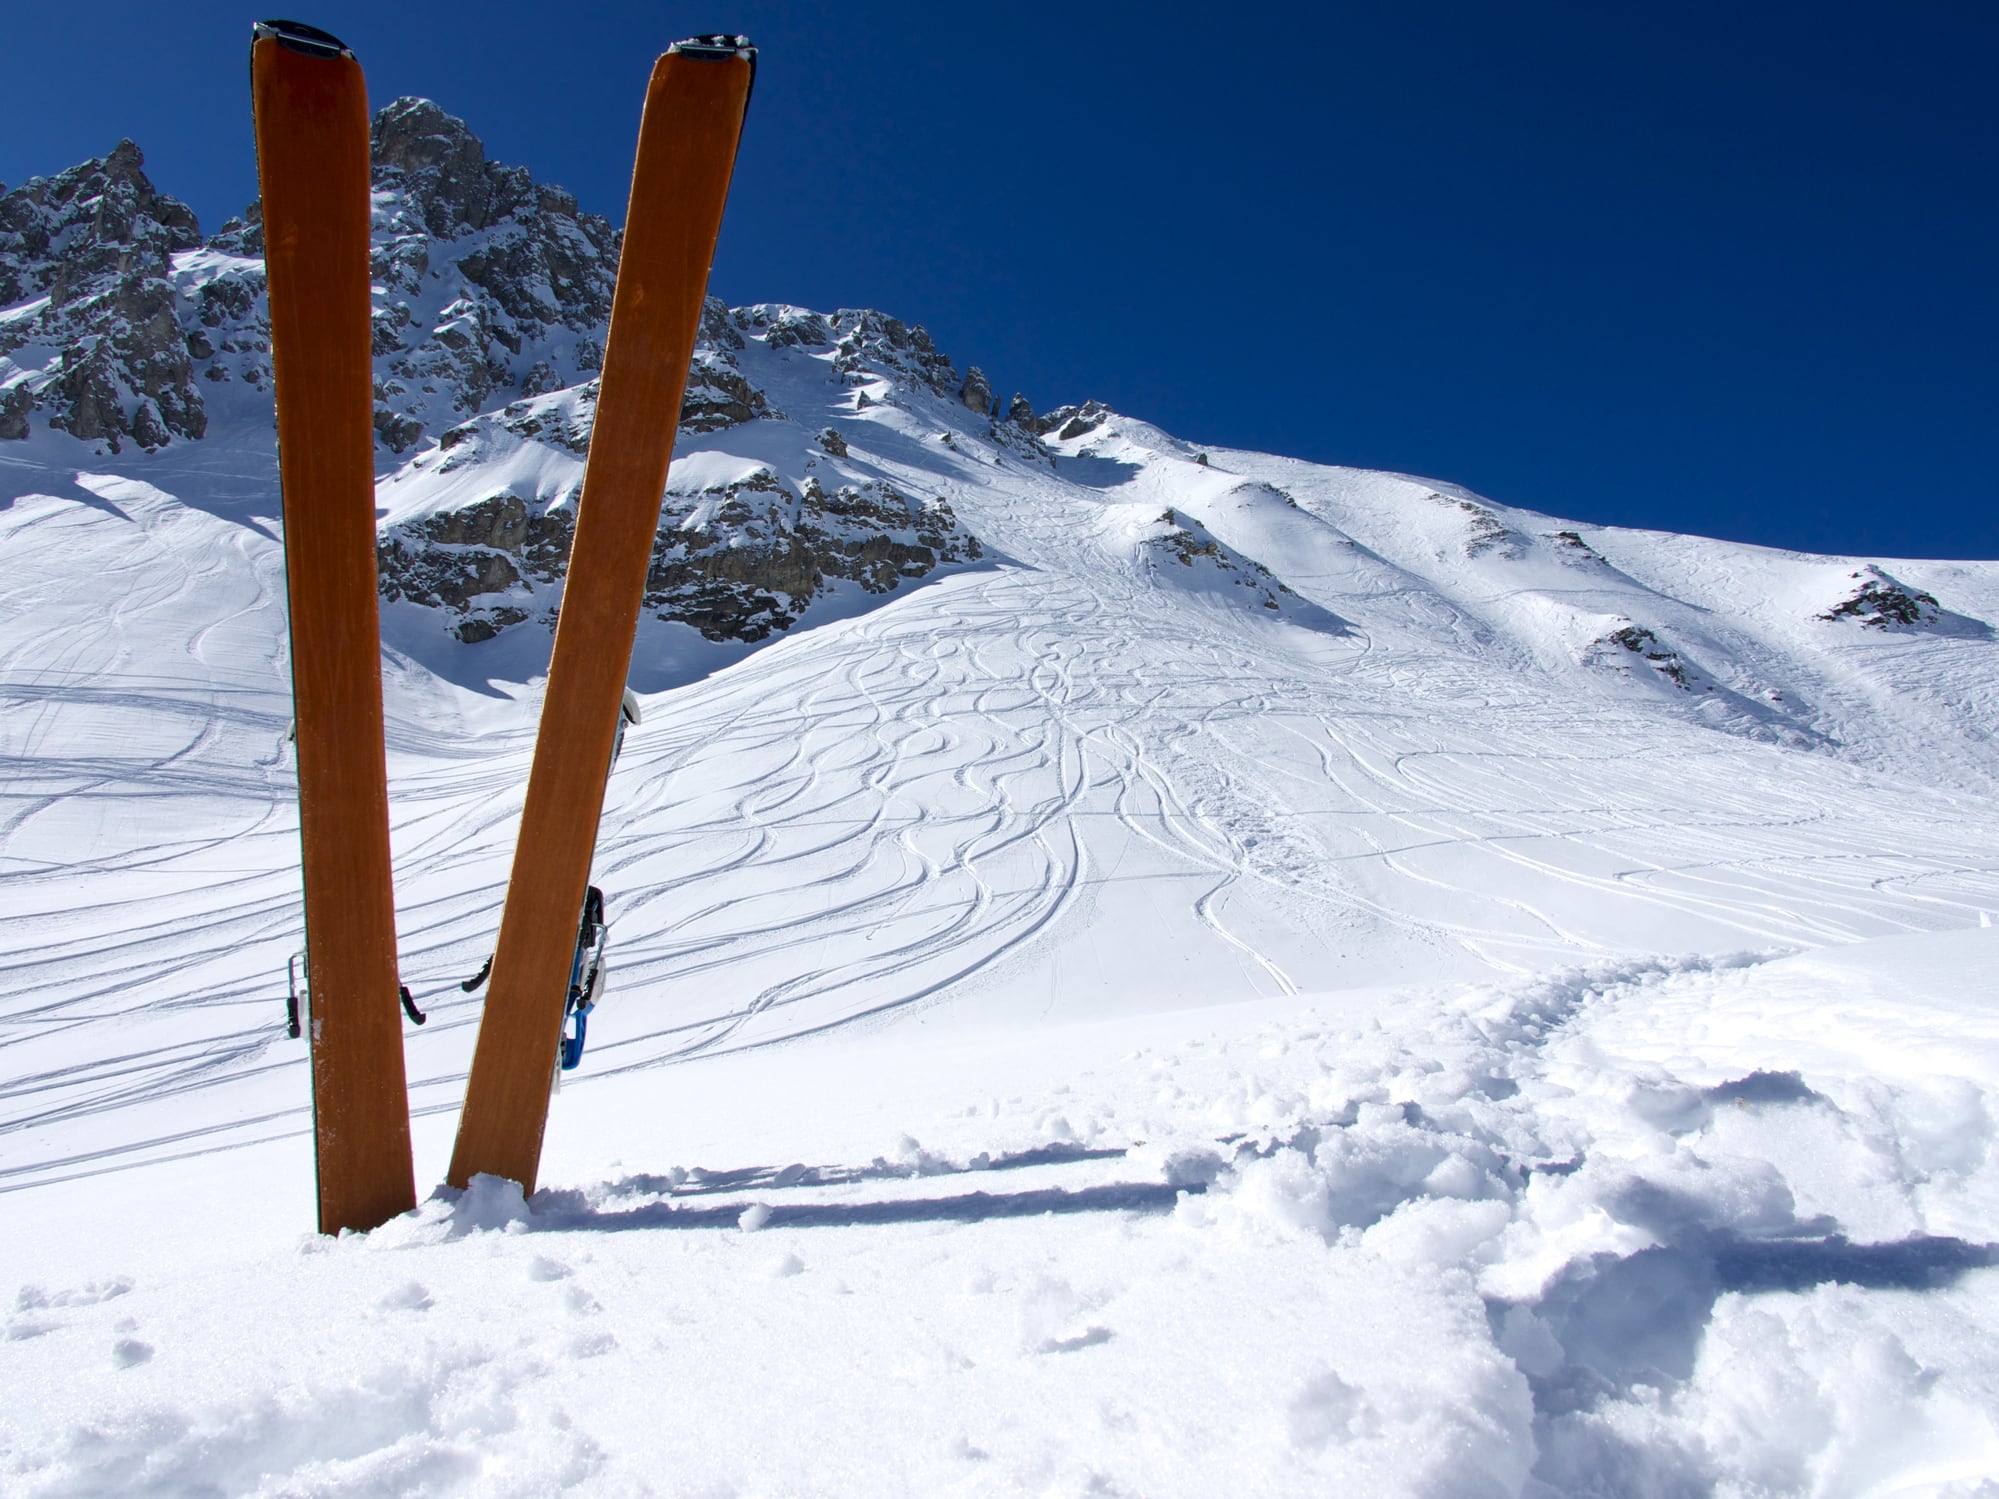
{"left": 0, "top": 139, "right": 206, "bottom": 448}
{"left": 3, "top": 112, "right": 1000, "bottom": 650}
{"left": 372, "top": 97, "right": 535, "bottom": 239}
{"left": 363, "top": 97, "right": 626, "bottom": 452}
{"left": 0, "top": 138, "right": 200, "bottom": 307}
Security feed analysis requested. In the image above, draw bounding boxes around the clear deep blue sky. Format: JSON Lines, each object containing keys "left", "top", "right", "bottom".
{"left": 7, "top": 2, "right": 1994, "bottom": 559}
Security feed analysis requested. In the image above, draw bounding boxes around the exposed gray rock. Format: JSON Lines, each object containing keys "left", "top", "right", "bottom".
{"left": 1819, "top": 567, "right": 1941, "bottom": 629}
{"left": 0, "top": 140, "right": 199, "bottom": 305}
{"left": 736, "top": 305, "right": 830, "bottom": 349}
{"left": 208, "top": 203, "right": 263, "bottom": 258}
{"left": 1430, "top": 494, "right": 1517, "bottom": 559}
{"left": 987, "top": 400, "right": 1054, "bottom": 464}
{"left": 648, "top": 470, "right": 982, "bottom": 641}
{"left": 1600, "top": 624, "right": 1692, "bottom": 689}
{"left": 432, "top": 383, "right": 598, "bottom": 462}
{"left": 817, "top": 427, "right": 848, "bottom": 457}
{"left": 377, "top": 491, "right": 577, "bottom": 643}
{"left": 0, "top": 141, "right": 206, "bottom": 449}
{"left": 364, "top": 98, "right": 628, "bottom": 452}
{"left": 1040, "top": 399, "right": 1110, "bottom": 442}
{"left": 1146, "top": 508, "right": 1291, "bottom": 611}
{"left": 827, "top": 308, "right": 959, "bottom": 395}
{"left": 959, "top": 366, "right": 994, "bottom": 415}
{"left": 680, "top": 350, "right": 770, "bottom": 433}
{"left": 1549, "top": 530, "right": 1604, "bottom": 562}
{"left": 377, "top": 362, "right": 984, "bottom": 646}
{"left": 0, "top": 384, "right": 30, "bottom": 441}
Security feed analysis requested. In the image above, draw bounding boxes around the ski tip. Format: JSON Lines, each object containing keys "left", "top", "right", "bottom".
{"left": 667, "top": 33, "right": 756, "bottom": 63}
{"left": 251, "top": 18, "right": 356, "bottom": 62}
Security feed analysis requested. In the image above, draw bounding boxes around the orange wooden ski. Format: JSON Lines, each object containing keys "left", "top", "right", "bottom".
{"left": 448, "top": 37, "right": 756, "bottom": 1194}
{"left": 253, "top": 19, "right": 417, "bottom": 1233}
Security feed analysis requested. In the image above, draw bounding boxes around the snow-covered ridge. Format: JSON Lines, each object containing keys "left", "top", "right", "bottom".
{"left": 7, "top": 109, "right": 1991, "bottom": 760}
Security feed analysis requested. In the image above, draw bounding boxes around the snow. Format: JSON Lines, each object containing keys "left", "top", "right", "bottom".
{"left": 3, "top": 308, "right": 1999, "bottom": 1494}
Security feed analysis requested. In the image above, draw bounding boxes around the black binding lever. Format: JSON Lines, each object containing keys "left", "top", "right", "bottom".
{"left": 669, "top": 33, "right": 754, "bottom": 60}
{"left": 251, "top": 19, "right": 355, "bottom": 60}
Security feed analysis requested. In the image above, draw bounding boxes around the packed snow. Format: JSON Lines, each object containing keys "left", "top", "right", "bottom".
{"left": 4, "top": 301, "right": 1998, "bottom": 1495}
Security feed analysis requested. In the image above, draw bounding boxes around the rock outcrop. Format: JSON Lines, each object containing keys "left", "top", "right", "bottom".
{"left": 959, "top": 365, "right": 994, "bottom": 415}
{"left": 1819, "top": 567, "right": 1942, "bottom": 629}
{"left": 1038, "top": 399, "right": 1111, "bottom": 442}
{"left": 823, "top": 308, "right": 959, "bottom": 395}
{"left": 649, "top": 471, "right": 982, "bottom": 642}
{"left": 0, "top": 141, "right": 206, "bottom": 450}
{"left": 1145, "top": 509, "right": 1291, "bottom": 611}
{"left": 1600, "top": 623, "right": 1692, "bottom": 689}
{"left": 364, "top": 98, "right": 625, "bottom": 454}
{"left": 378, "top": 458, "right": 984, "bottom": 647}
{"left": 377, "top": 492, "right": 576, "bottom": 643}
{"left": 1443, "top": 496, "right": 1517, "bottom": 559}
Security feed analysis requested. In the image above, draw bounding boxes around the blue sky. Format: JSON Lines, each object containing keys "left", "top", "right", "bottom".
{"left": 6, "top": 1, "right": 1993, "bottom": 559}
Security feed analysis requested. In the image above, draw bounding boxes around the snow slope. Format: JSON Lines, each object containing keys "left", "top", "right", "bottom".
{"left": 5, "top": 239, "right": 1999, "bottom": 1495}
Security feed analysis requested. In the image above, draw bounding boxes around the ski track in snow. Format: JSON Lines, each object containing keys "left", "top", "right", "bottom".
{"left": 10, "top": 534, "right": 1994, "bottom": 1193}
{"left": 4, "top": 349, "right": 1998, "bottom": 1192}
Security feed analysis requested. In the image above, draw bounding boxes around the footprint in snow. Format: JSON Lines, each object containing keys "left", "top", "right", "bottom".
{"left": 1017, "top": 1276, "right": 1113, "bottom": 1355}
{"left": 1037, "top": 1326, "right": 1114, "bottom": 1354}
{"left": 8, "top": 1279, "right": 139, "bottom": 1341}
{"left": 111, "top": 1336, "right": 153, "bottom": 1368}
{"left": 528, "top": 1255, "right": 572, "bottom": 1282}
{"left": 1285, "top": 1368, "right": 1378, "bottom": 1450}
{"left": 377, "top": 1281, "right": 433, "bottom": 1312}
{"left": 18, "top": 1277, "right": 131, "bottom": 1310}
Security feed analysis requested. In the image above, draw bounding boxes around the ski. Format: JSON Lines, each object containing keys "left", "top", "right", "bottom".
{"left": 252, "top": 19, "right": 417, "bottom": 1234}
{"left": 447, "top": 37, "right": 756, "bottom": 1195}
{"left": 455, "top": 689, "right": 638, "bottom": 1066}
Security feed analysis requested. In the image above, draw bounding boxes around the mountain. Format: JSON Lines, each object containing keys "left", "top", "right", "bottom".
{"left": 3, "top": 110, "right": 1997, "bottom": 1499}
{"left": 5, "top": 108, "right": 1987, "bottom": 778}
{"left": 1, "top": 108, "right": 988, "bottom": 655}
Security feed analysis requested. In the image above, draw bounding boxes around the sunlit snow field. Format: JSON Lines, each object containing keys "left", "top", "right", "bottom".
{"left": 3, "top": 330, "right": 1997, "bottom": 1496}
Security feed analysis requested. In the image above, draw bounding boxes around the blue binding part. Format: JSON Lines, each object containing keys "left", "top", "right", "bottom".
{"left": 559, "top": 942, "right": 591, "bottom": 1070}
{"left": 560, "top": 1005, "right": 591, "bottom": 1070}
{"left": 559, "top": 884, "right": 606, "bottom": 1071}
